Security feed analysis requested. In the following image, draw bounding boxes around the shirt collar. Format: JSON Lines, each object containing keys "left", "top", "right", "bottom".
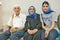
{"left": 14, "top": 13, "right": 21, "bottom": 17}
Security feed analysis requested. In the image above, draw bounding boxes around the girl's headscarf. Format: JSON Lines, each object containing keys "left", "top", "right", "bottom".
{"left": 28, "top": 6, "right": 37, "bottom": 19}
{"left": 42, "top": 1, "right": 54, "bottom": 14}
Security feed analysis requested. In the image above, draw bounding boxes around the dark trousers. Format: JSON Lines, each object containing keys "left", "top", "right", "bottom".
{"left": 41, "top": 29, "right": 58, "bottom": 40}
{"left": 24, "top": 30, "right": 41, "bottom": 40}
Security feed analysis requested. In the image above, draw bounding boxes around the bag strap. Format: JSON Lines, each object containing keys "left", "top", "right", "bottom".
{"left": 41, "top": 14, "right": 46, "bottom": 26}
{"left": 40, "top": 14, "right": 44, "bottom": 23}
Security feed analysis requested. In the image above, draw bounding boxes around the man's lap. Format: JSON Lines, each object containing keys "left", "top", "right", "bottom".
{"left": 0, "top": 29, "right": 25, "bottom": 40}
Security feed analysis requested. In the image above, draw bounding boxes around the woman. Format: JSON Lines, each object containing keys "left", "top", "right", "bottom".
{"left": 24, "top": 6, "right": 42, "bottom": 40}
{"left": 41, "top": 1, "right": 58, "bottom": 40}
{"left": 58, "top": 15, "right": 60, "bottom": 29}
{"left": 57, "top": 15, "right": 60, "bottom": 39}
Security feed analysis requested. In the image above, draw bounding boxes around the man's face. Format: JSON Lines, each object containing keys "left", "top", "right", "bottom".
{"left": 13, "top": 6, "right": 20, "bottom": 15}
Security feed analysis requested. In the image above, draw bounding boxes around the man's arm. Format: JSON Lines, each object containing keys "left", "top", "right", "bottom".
{"left": 3, "top": 16, "right": 12, "bottom": 31}
{"left": 16, "top": 26, "right": 25, "bottom": 31}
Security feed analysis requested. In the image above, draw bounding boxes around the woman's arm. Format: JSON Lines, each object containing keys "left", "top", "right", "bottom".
{"left": 58, "top": 15, "right": 60, "bottom": 29}
{"left": 24, "top": 21, "right": 30, "bottom": 31}
{"left": 32, "top": 20, "right": 42, "bottom": 34}
{"left": 24, "top": 16, "right": 31, "bottom": 31}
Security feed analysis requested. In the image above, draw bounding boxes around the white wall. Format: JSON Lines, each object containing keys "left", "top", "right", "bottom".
{"left": 0, "top": 0, "right": 60, "bottom": 26}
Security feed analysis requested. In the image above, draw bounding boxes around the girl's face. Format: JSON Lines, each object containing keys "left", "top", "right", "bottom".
{"left": 42, "top": 4, "right": 49, "bottom": 12}
{"left": 29, "top": 7, "right": 34, "bottom": 14}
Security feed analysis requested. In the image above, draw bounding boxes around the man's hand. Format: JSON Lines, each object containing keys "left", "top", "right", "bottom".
{"left": 3, "top": 25, "right": 9, "bottom": 31}
{"left": 16, "top": 26, "right": 24, "bottom": 31}
{"left": 10, "top": 27, "right": 17, "bottom": 33}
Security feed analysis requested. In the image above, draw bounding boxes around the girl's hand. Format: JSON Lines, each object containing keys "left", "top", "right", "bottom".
{"left": 45, "top": 30, "right": 50, "bottom": 38}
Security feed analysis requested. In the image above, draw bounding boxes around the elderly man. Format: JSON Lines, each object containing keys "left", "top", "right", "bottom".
{"left": 0, "top": 5, "right": 26, "bottom": 40}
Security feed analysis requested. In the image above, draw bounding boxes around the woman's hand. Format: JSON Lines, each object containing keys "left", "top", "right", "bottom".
{"left": 27, "top": 29, "right": 33, "bottom": 34}
{"left": 27, "top": 29, "right": 38, "bottom": 35}
{"left": 32, "top": 29, "right": 38, "bottom": 34}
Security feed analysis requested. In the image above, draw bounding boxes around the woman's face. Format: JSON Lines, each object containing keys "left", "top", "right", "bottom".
{"left": 42, "top": 4, "right": 49, "bottom": 12}
{"left": 29, "top": 7, "right": 34, "bottom": 14}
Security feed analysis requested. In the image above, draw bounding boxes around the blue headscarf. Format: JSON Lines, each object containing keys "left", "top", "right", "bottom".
{"left": 28, "top": 6, "right": 37, "bottom": 19}
{"left": 42, "top": 4, "right": 54, "bottom": 14}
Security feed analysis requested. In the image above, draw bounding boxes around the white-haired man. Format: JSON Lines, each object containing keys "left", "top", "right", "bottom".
{"left": 0, "top": 5, "right": 26, "bottom": 40}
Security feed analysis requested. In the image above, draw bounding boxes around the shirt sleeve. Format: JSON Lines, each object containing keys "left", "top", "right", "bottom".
{"left": 22, "top": 14, "right": 26, "bottom": 27}
{"left": 7, "top": 16, "right": 12, "bottom": 26}
{"left": 52, "top": 12, "right": 57, "bottom": 22}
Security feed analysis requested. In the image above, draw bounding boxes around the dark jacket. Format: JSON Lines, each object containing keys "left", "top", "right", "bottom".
{"left": 24, "top": 14, "right": 42, "bottom": 31}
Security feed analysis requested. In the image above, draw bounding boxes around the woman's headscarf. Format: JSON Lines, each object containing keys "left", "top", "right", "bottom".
{"left": 42, "top": 1, "right": 54, "bottom": 14}
{"left": 28, "top": 6, "right": 37, "bottom": 19}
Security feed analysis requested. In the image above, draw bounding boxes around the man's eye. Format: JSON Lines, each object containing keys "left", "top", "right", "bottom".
{"left": 14, "top": 8, "right": 16, "bottom": 9}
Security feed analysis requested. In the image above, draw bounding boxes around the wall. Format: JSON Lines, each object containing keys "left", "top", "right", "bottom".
{"left": 0, "top": 0, "right": 60, "bottom": 27}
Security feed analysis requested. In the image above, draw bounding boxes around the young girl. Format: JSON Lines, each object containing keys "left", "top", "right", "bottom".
{"left": 41, "top": 1, "right": 58, "bottom": 40}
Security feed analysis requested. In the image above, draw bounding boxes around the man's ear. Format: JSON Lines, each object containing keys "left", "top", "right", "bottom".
{"left": 58, "top": 15, "right": 60, "bottom": 29}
